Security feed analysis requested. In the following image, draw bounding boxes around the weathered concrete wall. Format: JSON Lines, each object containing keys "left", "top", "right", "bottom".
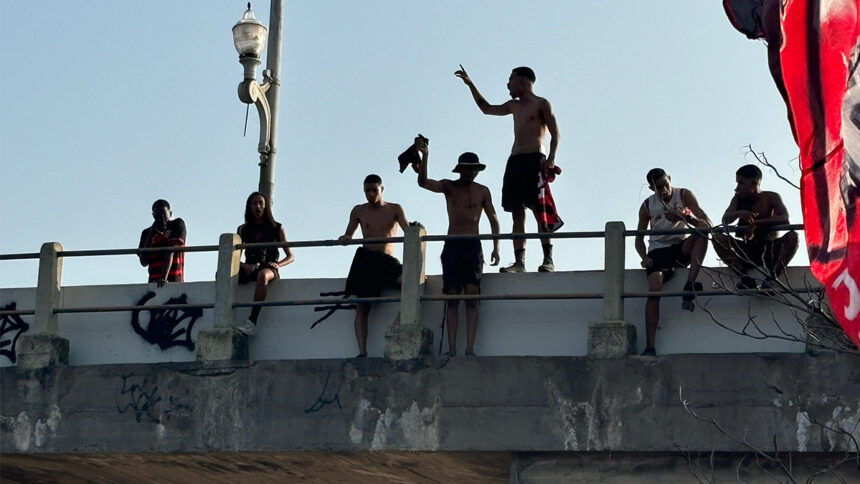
{"left": 2, "top": 354, "right": 858, "bottom": 456}
{"left": 0, "top": 267, "right": 812, "bottom": 367}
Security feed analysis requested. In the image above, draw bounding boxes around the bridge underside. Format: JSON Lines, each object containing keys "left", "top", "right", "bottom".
{"left": 3, "top": 354, "right": 860, "bottom": 482}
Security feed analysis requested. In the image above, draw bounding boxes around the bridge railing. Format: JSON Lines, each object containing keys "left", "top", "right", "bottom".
{"left": 0, "top": 222, "right": 809, "bottom": 366}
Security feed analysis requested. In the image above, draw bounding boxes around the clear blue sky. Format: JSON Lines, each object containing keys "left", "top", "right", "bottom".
{"left": 0, "top": 1, "right": 804, "bottom": 288}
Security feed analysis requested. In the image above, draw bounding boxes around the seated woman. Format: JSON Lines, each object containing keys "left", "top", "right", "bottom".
{"left": 235, "top": 191, "right": 294, "bottom": 335}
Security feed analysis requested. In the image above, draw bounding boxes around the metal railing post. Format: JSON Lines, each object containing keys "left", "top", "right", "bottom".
{"left": 197, "top": 233, "right": 248, "bottom": 362}
{"left": 17, "top": 242, "right": 69, "bottom": 368}
{"left": 588, "top": 222, "right": 635, "bottom": 358}
{"left": 385, "top": 222, "right": 432, "bottom": 359}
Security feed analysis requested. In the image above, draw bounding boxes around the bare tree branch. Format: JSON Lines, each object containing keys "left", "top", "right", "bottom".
{"left": 744, "top": 145, "right": 800, "bottom": 190}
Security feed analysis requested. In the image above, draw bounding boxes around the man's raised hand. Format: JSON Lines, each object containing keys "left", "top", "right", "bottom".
{"left": 454, "top": 64, "right": 472, "bottom": 85}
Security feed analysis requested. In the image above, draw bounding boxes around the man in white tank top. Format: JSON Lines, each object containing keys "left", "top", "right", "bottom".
{"left": 634, "top": 168, "right": 712, "bottom": 356}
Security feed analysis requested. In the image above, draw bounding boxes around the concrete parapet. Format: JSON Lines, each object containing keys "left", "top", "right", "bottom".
{"left": 16, "top": 334, "right": 69, "bottom": 369}
{"left": 197, "top": 328, "right": 249, "bottom": 362}
{"left": 384, "top": 323, "right": 433, "bottom": 360}
{"left": 588, "top": 320, "right": 636, "bottom": 357}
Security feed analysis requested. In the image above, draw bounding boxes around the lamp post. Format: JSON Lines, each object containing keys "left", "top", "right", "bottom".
{"left": 233, "top": 1, "right": 283, "bottom": 204}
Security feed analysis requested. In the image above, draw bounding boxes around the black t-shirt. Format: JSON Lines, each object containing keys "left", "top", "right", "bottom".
{"left": 238, "top": 222, "right": 282, "bottom": 265}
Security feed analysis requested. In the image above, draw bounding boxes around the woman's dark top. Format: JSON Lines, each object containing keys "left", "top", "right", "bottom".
{"left": 238, "top": 222, "right": 282, "bottom": 265}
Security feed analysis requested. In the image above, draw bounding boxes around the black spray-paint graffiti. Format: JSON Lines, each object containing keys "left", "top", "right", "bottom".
{"left": 0, "top": 303, "right": 30, "bottom": 363}
{"left": 116, "top": 373, "right": 164, "bottom": 423}
{"left": 304, "top": 362, "right": 345, "bottom": 414}
{"left": 130, "top": 291, "right": 202, "bottom": 351}
{"left": 115, "top": 372, "right": 189, "bottom": 424}
{"left": 310, "top": 291, "right": 356, "bottom": 329}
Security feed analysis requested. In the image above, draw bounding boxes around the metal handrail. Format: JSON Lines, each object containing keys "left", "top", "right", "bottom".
{"left": 0, "top": 252, "right": 40, "bottom": 261}
{"left": 624, "top": 223, "right": 803, "bottom": 237}
{"left": 59, "top": 245, "right": 219, "bottom": 257}
{"left": 0, "top": 223, "right": 812, "bottom": 318}
{"left": 0, "top": 282, "right": 824, "bottom": 317}
{"left": 233, "top": 296, "right": 400, "bottom": 308}
{"left": 0, "top": 224, "right": 806, "bottom": 261}
{"left": 54, "top": 303, "right": 215, "bottom": 314}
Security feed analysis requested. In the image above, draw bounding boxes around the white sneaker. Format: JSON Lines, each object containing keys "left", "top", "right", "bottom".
{"left": 235, "top": 319, "right": 256, "bottom": 335}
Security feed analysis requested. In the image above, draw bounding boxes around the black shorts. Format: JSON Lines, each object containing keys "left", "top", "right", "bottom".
{"left": 728, "top": 237, "right": 770, "bottom": 269}
{"left": 239, "top": 264, "right": 280, "bottom": 284}
{"left": 502, "top": 153, "right": 544, "bottom": 212}
{"left": 728, "top": 233, "right": 794, "bottom": 270}
{"left": 646, "top": 242, "right": 690, "bottom": 275}
{"left": 344, "top": 247, "right": 403, "bottom": 298}
{"left": 441, "top": 240, "right": 484, "bottom": 293}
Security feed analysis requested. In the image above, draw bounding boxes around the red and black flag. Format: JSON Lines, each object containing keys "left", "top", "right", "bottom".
{"left": 724, "top": 0, "right": 860, "bottom": 347}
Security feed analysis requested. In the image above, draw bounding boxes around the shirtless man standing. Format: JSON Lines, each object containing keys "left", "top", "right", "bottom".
{"left": 455, "top": 65, "right": 560, "bottom": 272}
{"left": 338, "top": 174, "right": 409, "bottom": 357}
{"left": 415, "top": 138, "right": 500, "bottom": 356}
{"left": 712, "top": 164, "right": 799, "bottom": 289}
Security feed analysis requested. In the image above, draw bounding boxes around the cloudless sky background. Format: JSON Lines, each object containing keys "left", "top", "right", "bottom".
{"left": 0, "top": 1, "right": 805, "bottom": 288}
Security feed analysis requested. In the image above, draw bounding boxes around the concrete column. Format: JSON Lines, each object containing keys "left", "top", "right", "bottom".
{"left": 17, "top": 242, "right": 69, "bottom": 368}
{"left": 214, "top": 233, "right": 241, "bottom": 329}
{"left": 197, "top": 234, "right": 248, "bottom": 362}
{"left": 588, "top": 222, "right": 635, "bottom": 358}
{"left": 603, "top": 221, "right": 625, "bottom": 321}
{"left": 385, "top": 222, "right": 432, "bottom": 360}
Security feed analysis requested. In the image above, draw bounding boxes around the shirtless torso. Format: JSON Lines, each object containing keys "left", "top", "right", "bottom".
{"left": 339, "top": 186, "right": 408, "bottom": 255}
{"left": 416, "top": 141, "right": 501, "bottom": 264}
{"left": 723, "top": 191, "right": 789, "bottom": 241}
{"left": 455, "top": 65, "right": 559, "bottom": 167}
{"left": 507, "top": 95, "right": 552, "bottom": 156}
{"left": 441, "top": 180, "right": 492, "bottom": 235}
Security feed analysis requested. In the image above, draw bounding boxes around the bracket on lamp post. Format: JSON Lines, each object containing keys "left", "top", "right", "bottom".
{"left": 238, "top": 62, "right": 273, "bottom": 167}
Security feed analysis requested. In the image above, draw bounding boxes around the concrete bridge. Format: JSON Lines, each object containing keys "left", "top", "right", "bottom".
{"left": 2, "top": 223, "right": 858, "bottom": 482}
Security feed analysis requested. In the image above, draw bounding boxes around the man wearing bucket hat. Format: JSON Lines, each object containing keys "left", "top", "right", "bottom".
{"left": 415, "top": 137, "right": 500, "bottom": 357}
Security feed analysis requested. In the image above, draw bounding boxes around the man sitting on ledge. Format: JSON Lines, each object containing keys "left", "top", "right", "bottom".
{"left": 635, "top": 168, "right": 711, "bottom": 356}
{"left": 712, "top": 164, "right": 798, "bottom": 289}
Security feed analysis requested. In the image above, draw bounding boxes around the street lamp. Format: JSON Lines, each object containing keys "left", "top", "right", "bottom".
{"left": 233, "top": 2, "right": 283, "bottom": 204}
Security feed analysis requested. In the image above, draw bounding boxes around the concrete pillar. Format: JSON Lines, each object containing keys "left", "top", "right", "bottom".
{"left": 603, "top": 222, "right": 625, "bottom": 321}
{"left": 213, "top": 233, "right": 241, "bottom": 329}
{"left": 17, "top": 242, "right": 69, "bottom": 369}
{"left": 588, "top": 222, "right": 635, "bottom": 358}
{"left": 198, "top": 233, "right": 248, "bottom": 362}
{"left": 385, "top": 223, "right": 432, "bottom": 360}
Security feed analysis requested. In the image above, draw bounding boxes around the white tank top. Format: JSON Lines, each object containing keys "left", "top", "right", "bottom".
{"left": 646, "top": 188, "right": 688, "bottom": 251}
